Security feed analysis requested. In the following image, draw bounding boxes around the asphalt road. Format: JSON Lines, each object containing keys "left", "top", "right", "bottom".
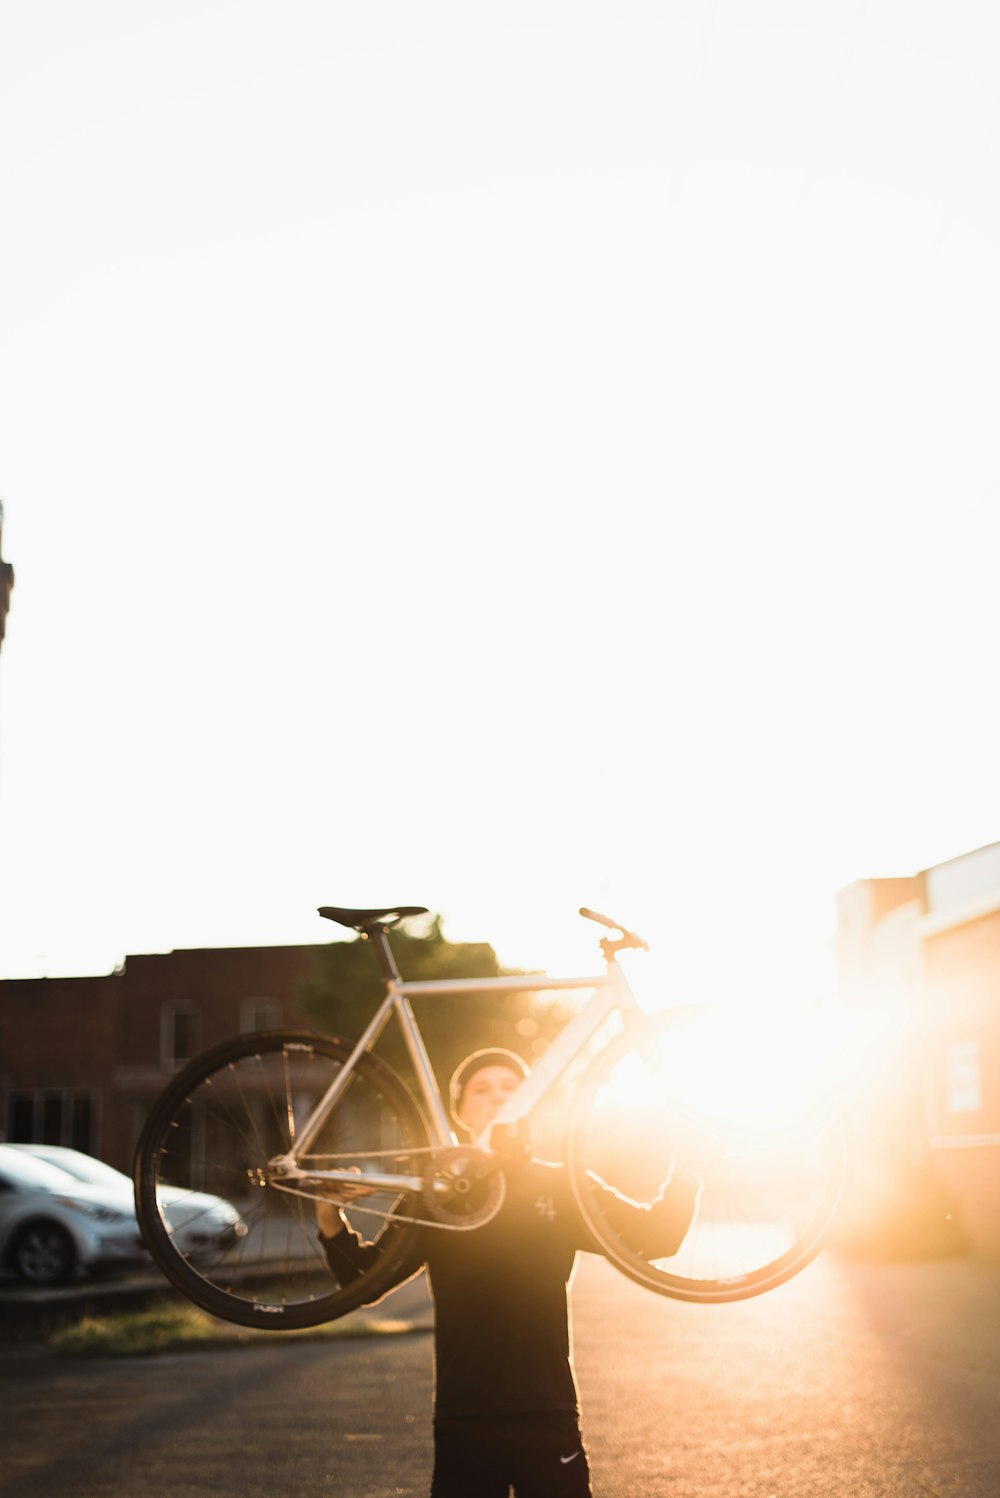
{"left": 3, "top": 1251, "right": 1000, "bottom": 1497}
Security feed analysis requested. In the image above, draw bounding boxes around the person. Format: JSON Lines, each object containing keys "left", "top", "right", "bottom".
{"left": 316, "top": 1047, "right": 699, "bottom": 1498}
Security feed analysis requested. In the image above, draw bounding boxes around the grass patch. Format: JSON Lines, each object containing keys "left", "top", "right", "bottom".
{"left": 50, "top": 1303, "right": 430, "bottom": 1358}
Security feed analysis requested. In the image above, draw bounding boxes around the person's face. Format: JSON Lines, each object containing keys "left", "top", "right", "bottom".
{"left": 457, "top": 1064, "right": 522, "bottom": 1137}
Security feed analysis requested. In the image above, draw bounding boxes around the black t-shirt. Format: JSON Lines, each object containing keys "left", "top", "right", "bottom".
{"left": 321, "top": 1159, "right": 697, "bottom": 1419}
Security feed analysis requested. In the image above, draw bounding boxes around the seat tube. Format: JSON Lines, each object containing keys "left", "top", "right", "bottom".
{"left": 393, "top": 991, "right": 456, "bottom": 1147}
{"left": 372, "top": 927, "right": 454, "bottom": 1147}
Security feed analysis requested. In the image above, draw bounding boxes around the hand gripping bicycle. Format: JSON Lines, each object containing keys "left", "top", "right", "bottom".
{"left": 134, "top": 905, "right": 847, "bottom": 1330}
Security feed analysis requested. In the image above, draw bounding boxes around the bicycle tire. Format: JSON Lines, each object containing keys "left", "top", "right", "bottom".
{"left": 567, "top": 1007, "right": 848, "bottom": 1304}
{"left": 134, "top": 1030, "right": 429, "bottom": 1330}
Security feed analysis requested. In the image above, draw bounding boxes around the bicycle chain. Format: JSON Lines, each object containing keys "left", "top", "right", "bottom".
{"left": 269, "top": 1175, "right": 507, "bottom": 1231}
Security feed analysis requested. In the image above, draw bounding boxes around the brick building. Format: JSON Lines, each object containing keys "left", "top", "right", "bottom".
{"left": 0, "top": 943, "right": 325, "bottom": 1173}
{"left": 838, "top": 840, "right": 1000, "bottom": 1255}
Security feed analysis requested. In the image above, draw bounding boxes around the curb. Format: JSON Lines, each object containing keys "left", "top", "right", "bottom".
{"left": 0, "top": 1274, "right": 178, "bottom": 1338}
{"left": 0, "top": 1267, "right": 433, "bottom": 1343}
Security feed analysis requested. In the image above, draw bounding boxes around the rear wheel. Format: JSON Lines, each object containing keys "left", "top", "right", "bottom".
{"left": 568, "top": 1007, "right": 848, "bottom": 1303}
{"left": 134, "top": 1030, "right": 429, "bottom": 1329}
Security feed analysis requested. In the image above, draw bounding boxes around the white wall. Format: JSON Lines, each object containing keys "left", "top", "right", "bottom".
{"left": 927, "top": 843, "right": 1000, "bottom": 919}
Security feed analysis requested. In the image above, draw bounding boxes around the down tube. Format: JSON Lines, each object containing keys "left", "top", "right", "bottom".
{"left": 478, "top": 969, "right": 629, "bottom": 1141}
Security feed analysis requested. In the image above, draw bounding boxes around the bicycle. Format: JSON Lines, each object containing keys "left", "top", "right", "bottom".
{"left": 134, "top": 904, "right": 847, "bottom": 1330}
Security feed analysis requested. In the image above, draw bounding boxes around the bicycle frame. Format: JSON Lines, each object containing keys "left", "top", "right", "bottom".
{"left": 136, "top": 909, "right": 848, "bottom": 1322}
{"left": 270, "top": 946, "right": 643, "bottom": 1193}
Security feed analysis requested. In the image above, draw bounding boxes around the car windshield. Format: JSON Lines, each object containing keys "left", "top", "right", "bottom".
{"left": 27, "top": 1150, "right": 126, "bottom": 1188}
{"left": 0, "top": 1148, "right": 82, "bottom": 1191}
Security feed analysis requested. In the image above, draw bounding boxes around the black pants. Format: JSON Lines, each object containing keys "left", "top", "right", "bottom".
{"left": 431, "top": 1411, "right": 592, "bottom": 1498}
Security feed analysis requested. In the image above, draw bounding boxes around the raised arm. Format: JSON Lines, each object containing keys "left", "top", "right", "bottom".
{"left": 576, "top": 1167, "right": 701, "bottom": 1259}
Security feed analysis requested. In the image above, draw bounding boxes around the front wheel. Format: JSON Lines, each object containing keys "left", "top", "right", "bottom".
{"left": 134, "top": 1030, "right": 430, "bottom": 1330}
{"left": 568, "top": 1007, "right": 848, "bottom": 1303}
{"left": 13, "top": 1222, "right": 76, "bottom": 1285}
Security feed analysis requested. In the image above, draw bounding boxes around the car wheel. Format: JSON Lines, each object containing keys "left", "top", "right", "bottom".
{"left": 12, "top": 1222, "right": 77, "bottom": 1285}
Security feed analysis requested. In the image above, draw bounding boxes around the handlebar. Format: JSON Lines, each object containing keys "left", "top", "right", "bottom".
{"left": 579, "top": 906, "right": 649, "bottom": 954}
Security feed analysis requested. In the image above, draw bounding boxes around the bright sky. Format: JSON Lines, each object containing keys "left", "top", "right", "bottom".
{"left": 1, "top": 2, "right": 998, "bottom": 1007}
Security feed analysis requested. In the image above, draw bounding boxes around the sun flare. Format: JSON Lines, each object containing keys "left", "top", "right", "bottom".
{"left": 597, "top": 1003, "right": 890, "bottom": 1138}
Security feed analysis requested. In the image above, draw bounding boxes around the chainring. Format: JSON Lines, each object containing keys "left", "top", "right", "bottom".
{"left": 422, "top": 1146, "right": 506, "bottom": 1229}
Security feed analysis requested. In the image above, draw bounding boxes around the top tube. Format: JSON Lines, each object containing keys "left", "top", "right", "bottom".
{"left": 395, "top": 972, "right": 614, "bottom": 999}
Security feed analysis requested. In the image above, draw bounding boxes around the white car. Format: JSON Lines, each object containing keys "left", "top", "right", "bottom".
{"left": 0, "top": 1145, "right": 146, "bottom": 1285}
{"left": 10, "top": 1144, "right": 247, "bottom": 1263}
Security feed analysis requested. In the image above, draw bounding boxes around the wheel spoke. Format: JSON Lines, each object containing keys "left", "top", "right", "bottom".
{"left": 136, "top": 1032, "right": 428, "bottom": 1329}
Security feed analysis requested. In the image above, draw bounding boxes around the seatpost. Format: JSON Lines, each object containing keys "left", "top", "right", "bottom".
{"left": 366, "top": 925, "right": 402, "bottom": 982}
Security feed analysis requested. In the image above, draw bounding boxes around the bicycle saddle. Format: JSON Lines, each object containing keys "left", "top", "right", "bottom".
{"left": 318, "top": 904, "right": 429, "bottom": 931}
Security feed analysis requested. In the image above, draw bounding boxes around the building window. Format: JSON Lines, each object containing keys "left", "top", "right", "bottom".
{"left": 6, "top": 1091, "right": 96, "bottom": 1152}
{"left": 161, "top": 1004, "right": 200, "bottom": 1068}
{"left": 69, "top": 1095, "right": 93, "bottom": 1150}
{"left": 240, "top": 997, "right": 280, "bottom": 1034}
{"left": 946, "top": 1041, "right": 982, "bottom": 1114}
{"left": 9, "top": 1095, "right": 34, "bottom": 1142}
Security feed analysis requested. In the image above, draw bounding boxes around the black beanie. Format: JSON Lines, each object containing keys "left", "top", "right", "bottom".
{"left": 449, "top": 1047, "right": 529, "bottom": 1122}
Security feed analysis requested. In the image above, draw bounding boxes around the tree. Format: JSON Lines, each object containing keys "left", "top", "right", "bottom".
{"left": 0, "top": 500, "right": 12, "bottom": 654}
{"left": 296, "top": 916, "right": 573, "bottom": 1126}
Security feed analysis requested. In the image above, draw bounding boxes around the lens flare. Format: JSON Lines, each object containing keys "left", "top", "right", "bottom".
{"left": 601, "top": 1003, "right": 886, "bottom": 1137}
